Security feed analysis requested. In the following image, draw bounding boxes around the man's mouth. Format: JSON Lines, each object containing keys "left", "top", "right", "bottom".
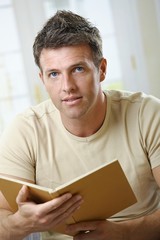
{"left": 62, "top": 96, "right": 82, "bottom": 101}
{"left": 62, "top": 96, "right": 82, "bottom": 105}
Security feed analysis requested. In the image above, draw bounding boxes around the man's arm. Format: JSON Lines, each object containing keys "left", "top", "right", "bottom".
{"left": 0, "top": 190, "right": 30, "bottom": 240}
{"left": 66, "top": 209, "right": 160, "bottom": 240}
{"left": 0, "top": 183, "right": 83, "bottom": 240}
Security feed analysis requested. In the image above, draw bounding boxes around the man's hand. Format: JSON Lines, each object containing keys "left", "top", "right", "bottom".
{"left": 15, "top": 185, "right": 83, "bottom": 232}
{"left": 66, "top": 220, "right": 126, "bottom": 240}
{"left": 0, "top": 185, "right": 83, "bottom": 239}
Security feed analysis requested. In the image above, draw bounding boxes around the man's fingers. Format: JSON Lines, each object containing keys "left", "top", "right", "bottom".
{"left": 16, "top": 185, "right": 29, "bottom": 204}
{"left": 66, "top": 221, "right": 98, "bottom": 235}
{"left": 40, "top": 195, "right": 83, "bottom": 230}
{"left": 35, "top": 193, "right": 82, "bottom": 216}
{"left": 53, "top": 195, "right": 83, "bottom": 225}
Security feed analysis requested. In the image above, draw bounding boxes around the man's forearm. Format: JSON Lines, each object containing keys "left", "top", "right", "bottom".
{"left": 0, "top": 209, "right": 28, "bottom": 240}
{"left": 123, "top": 209, "right": 160, "bottom": 240}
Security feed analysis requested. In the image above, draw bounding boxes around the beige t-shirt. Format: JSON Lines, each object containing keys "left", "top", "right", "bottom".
{"left": 0, "top": 90, "right": 160, "bottom": 240}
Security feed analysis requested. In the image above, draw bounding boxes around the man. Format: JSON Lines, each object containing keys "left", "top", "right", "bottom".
{"left": 0, "top": 10, "right": 160, "bottom": 240}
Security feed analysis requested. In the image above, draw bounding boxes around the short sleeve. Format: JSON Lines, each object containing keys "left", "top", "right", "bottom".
{"left": 139, "top": 95, "right": 160, "bottom": 169}
{"left": 0, "top": 114, "right": 36, "bottom": 181}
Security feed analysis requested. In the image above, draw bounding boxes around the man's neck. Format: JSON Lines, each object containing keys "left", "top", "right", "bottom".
{"left": 61, "top": 93, "right": 107, "bottom": 137}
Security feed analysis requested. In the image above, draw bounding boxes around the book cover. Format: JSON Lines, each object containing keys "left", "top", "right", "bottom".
{"left": 0, "top": 160, "right": 137, "bottom": 235}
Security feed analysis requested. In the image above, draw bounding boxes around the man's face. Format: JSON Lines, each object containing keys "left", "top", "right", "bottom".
{"left": 39, "top": 44, "right": 106, "bottom": 121}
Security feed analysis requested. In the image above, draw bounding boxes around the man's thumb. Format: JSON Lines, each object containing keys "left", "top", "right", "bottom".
{"left": 16, "top": 185, "right": 29, "bottom": 204}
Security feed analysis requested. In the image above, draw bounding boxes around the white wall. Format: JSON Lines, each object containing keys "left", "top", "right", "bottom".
{"left": 12, "top": 0, "right": 48, "bottom": 104}
{"left": 137, "top": 0, "right": 160, "bottom": 97}
{"left": 111, "top": 0, "right": 160, "bottom": 97}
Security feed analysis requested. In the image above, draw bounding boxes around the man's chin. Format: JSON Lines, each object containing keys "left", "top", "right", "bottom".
{"left": 62, "top": 110, "right": 85, "bottom": 120}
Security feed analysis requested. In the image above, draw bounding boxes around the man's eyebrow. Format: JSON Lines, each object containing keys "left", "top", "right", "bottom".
{"left": 71, "top": 61, "right": 86, "bottom": 67}
{"left": 43, "top": 68, "right": 59, "bottom": 74}
{"left": 68, "top": 62, "right": 87, "bottom": 69}
{"left": 44, "top": 68, "right": 58, "bottom": 73}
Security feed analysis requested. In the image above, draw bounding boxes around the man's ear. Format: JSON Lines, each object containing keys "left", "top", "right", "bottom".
{"left": 99, "top": 58, "right": 107, "bottom": 82}
{"left": 39, "top": 71, "right": 44, "bottom": 84}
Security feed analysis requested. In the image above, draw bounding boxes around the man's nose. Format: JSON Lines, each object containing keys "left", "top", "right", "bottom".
{"left": 62, "top": 74, "right": 76, "bottom": 93}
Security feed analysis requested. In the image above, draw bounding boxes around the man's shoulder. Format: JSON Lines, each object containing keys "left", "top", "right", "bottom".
{"left": 21, "top": 99, "right": 57, "bottom": 120}
{"left": 104, "top": 90, "right": 160, "bottom": 119}
{"left": 104, "top": 89, "right": 160, "bottom": 106}
{"left": 2, "top": 99, "right": 59, "bottom": 138}
{"left": 104, "top": 89, "right": 146, "bottom": 102}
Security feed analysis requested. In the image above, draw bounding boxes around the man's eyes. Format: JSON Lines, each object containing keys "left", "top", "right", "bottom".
{"left": 49, "top": 67, "right": 84, "bottom": 78}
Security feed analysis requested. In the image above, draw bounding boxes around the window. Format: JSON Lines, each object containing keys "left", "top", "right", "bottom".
{"left": 0, "top": 0, "right": 30, "bottom": 134}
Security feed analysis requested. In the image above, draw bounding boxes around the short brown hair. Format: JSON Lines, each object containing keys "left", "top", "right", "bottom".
{"left": 33, "top": 10, "right": 103, "bottom": 68}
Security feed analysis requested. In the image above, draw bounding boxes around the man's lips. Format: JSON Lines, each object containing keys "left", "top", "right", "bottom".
{"left": 62, "top": 96, "right": 82, "bottom": 105}
{"left": 62, "top": 96, "right": 82, "bottom": 102}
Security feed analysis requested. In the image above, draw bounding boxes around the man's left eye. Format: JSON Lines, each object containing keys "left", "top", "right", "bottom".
{"left": 50, "top": 72, "right": 58, "bottom": 78}
{"left": 75, "top": 67, "right": 84, "bottom": 72}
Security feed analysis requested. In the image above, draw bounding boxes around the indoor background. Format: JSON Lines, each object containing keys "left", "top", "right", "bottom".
{"left": 0, "top": 0, "right": 160, "bottom": 135}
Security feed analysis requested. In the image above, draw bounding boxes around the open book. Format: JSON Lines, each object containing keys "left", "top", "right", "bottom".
{"left": 0, "top": 160, "right": 137, "bottom": 235}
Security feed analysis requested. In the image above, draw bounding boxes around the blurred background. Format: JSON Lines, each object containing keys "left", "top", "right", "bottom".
{"left": 0, "top": 0, "right": 160, "bottom": 134}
